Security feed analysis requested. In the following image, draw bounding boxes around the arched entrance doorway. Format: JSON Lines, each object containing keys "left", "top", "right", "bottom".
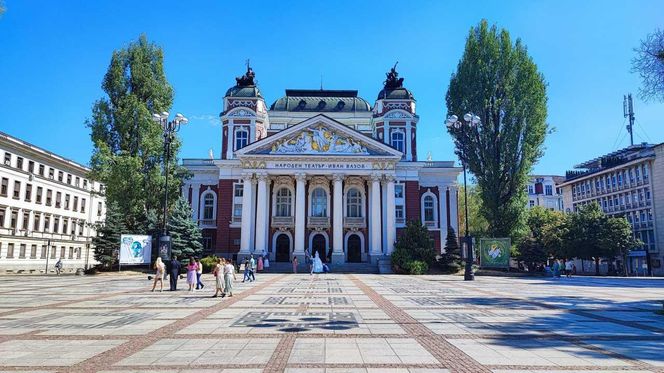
{"left": 275, "top": 234, "right": 291, "bottom": 262}
{"left": 311, "top": 233, "right": 327, "bottom": 263}
{"left": 347, "top": 234, "right": 361, "bottom": 263}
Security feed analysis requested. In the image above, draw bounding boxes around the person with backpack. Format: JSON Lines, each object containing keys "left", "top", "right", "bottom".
{"left": 54, "top": 259, "right": 63, "bottom": 275}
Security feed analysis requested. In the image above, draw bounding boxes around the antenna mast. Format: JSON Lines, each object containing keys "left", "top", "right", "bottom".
{"left": 623, "top": 93, "right": 635, "bottom": 146}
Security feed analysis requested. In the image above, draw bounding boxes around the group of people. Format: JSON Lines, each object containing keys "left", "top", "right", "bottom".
{"left": 150, "top": 255, "right": 207, "bottom": 292}
{"left": 303, "top": 250, "right": 328, "bottom": 275}
{"left": 240, "top": 254, "right": 270, "bottom": 282}
{"left": 550, "top": 259, "right": 576, "bottom": 278}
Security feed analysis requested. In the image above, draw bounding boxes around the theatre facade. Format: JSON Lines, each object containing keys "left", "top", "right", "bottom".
{"left": 182, "top": 66, "right": 461, "bottom": 266}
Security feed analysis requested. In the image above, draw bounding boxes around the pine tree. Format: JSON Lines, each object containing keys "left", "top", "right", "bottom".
{"left": 92, "top": 202, "right": 125, "bottom": 268}
{"left": 440, "top": 227, "right": 462, "bottom": 272}
{"left": 168, "top": 197, "right": 203, "bottom": 259}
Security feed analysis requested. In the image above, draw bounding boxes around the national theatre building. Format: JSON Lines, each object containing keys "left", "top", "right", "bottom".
{"left": 182, "top": 66, "right": 461, "bottom": 267}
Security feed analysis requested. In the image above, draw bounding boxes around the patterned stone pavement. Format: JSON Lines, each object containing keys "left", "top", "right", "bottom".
{"left": 0, "top": 273, "right": 662, "bottom": 373}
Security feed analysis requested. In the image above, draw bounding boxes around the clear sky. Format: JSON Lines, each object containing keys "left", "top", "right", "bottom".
{"left": 1, "top": 0, "right": 663, "bottom": 176}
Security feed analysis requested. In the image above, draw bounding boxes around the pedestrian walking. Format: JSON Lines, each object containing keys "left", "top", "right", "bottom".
{"left": 224, "top": 258, "right": 236, "bottom": 297}
{"left": 242, "top": 258, "right": 252, "bottom": 282}
{"left": 249, "top": 255, "right": 257, "bottom": 281}
{"left": 552, "top": 259, "right": 561, "bottom": 278}
{"left": 196, "top": 258, "right": 205, "bottom": 290}
{"left": 565, "top": 260, "right": 573, "bottom": 278}
{"left": 186, "top": 256, "right": 198, "bottom": 292}
{"left": 169, "top": 256, "right": 181, "bottom": 291}
{"left": 263, "top": 256, "right": 269, "bottom": 272}
{"left": 212, "top": 258, "right": 225, "bottom": 298}
{"left": 257, "top": 255, "right": 264, "bottom": 272}
{"left": 292, "top": 256, "right": 298, "bottom": 273}
{"left": 151, "top": 257, "right": 165, "bottom": 292}
{"left": 54, "top": 259, "right": 63, "bottom": 275}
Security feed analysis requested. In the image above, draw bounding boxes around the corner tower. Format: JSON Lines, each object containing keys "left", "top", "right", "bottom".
{"left": 373, "top": 64, "right": 419, "bottom": 161}
{"left": 220, "top": 64, "right": 269, "bottom": 159}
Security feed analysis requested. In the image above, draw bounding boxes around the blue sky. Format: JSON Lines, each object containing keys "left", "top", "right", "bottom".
{"left": 1, "top": 0, "right": 663, "bottom": 176}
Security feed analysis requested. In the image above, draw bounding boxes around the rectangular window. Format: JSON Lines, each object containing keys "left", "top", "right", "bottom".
{"left": 25, "top": 183, "right": 32, "bottom": 201}
{"left": 10, "top": 210, "right": 18, "bottom": 229}
{"left": 75, "top": 177, "right": 80, "bottom": 187}
{"left": 34, "top": 214, "right": 40, "bottom": 232}
{"left": 73, "top": 196, "right": 78, "bottom": 211}
{"left": 79, "top": 221, "right": 84, "bottom": 235}
{"left": 40, "top": 245, "right": 47, "bottom": 259}
{"left": 0, "top": 209, "right": 5, "bottom": 227}
{"left": 16, "top": 157, "right": 23, "bottom": 170}
{"left": 62, "top": 219, "right": 68, "bottom": 235}
{"left": 83, "top": 179, "right": 88, "bottom": 189}
{"left": 97, "top": 202, "right": 102, "bottom": 216}
{"left": 22, "top": 212, "right": 29, "bottom": 230}
{"left": 3, "top": 152, "right": 11, "bottom": 166}
{"left": 6, "top": 243, "right": 14, "bottom": 258}
{"left": 53, "top": 216, "right": 60, "bottom": 233}
{"left": 234, "top": 128, "right": 249, "bottom": 150}
{"left": 43, "top": 215, "right": 50, "bottom": 233}
{"left": 56, "top": 192, "right": 62, "bottom": 208}
{"left": 395, "top": 205, "right": 404, "bottom": 219}
{"left": 394, "top": 184, "right": 404, "bottom": 198}
{"left": 0, "top": 177, "right": 8, "bottom": 196}
{"left": 64, "top": 194, "right": 70, "bottom": 209}
{"left": 81, "top": 198, "right": 86, "bottom": 213}
{"left": 28, "top": 161, "right": 34, "bottom": 173}
{"left": 39, "top": 164, "right": 44, "bottom": 176}
{"left": 233, "top": 203, "right": 243, "bottom": 218}
{"left": 66, "top": 174, "right": 72, "bottom": 184}
{"left": 30, "top": 245, "right": 37, "bottom": 259}
{"left": 529, "top": 200, "right": 535, "bottom": 207}
{"left": 50, "top": 245, "right": 56, "bottom": 259}
{"left": 234, "top": 184, "right": 243, "bottom": 197}
{"left": 76, "top": 247, "right": 81, "bottom": 259}
{"left": 528, "top": 185, "right": 534, "bottom": 194}
{"left": 19, "top": 244, "right": 26, "bottom": 259}
{"left": 57, "top": 171, "right": 63, "bottom": 182}
{"left": 13, "top": 181, "right": 20, "bottom": 199}
{"left": 60, "top": 246, "right": 65, "bottom": 259}
{"left": 545, "top": 185, "right": 553, "bottom": 196}
{"left": 36, "top": 187, "right": 42, "bottom": 204}
{"left": 46, "top": 189, "right": 52, "bottom": 206}
{"left": 68, "top": 247, "right": 74, "bottom": 259}
{"left": 48, "top": 168, "right": 54, "bottom": 179}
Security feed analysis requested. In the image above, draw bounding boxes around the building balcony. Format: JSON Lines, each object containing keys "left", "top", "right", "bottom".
{"left": 396, "top": 217, "right": 406, "bottom": 225}
{"left": 198, "top": 219, "right": 216, "bottom": 228}
{"left": 424, "top": 220, "right": 438, "bottom": 229}
{"left": 272, "top": 216, "right": 294, "bottom": 228}
{"left": 307, "top": 216, "right": 330, "bottom": 229}
{"left": 343, "top": 217, "right": 366, "bottom": 229}
{"left": 231, "top": 216, "right": 241, "bottom": 224}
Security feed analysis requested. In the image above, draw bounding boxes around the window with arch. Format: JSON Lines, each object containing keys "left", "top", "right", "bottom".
{"left": 421, "top": 192, "right": 438, "bottom": 228}
{"left": 311, "top": 188, "right": 327, "bottom": 217}
{"left": 235, "top": 128, "right": 249, "bottom": 150}
{"left": 202, "top": 193, "right": 215, "bottom": 220}
{"left": 346, "top": 188, "right": 363, "bottom": 218}
{"left": 391, "top": 130, "right": 405, "bottom": 153}
{"left": 424, "top": 196, "right": 435, "bottom": 221}
{"left": 275, "top": 188, "right": 292, "bottom": 217}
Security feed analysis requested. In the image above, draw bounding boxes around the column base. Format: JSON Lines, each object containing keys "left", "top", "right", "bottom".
{"left": 369, "top": 253, "right": 385, "bottom": 265}
{"left": 331, "top": 252, "right": 345, "bottom": 265}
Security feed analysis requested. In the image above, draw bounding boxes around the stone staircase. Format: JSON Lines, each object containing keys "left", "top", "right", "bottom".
{"left": 262, "top": 261, "right": 378, "bottom": 274}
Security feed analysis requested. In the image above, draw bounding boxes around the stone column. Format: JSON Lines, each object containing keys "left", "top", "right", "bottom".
{"left": 239, "top": 173, "right": 254, "bottom": 254}
{"left": 294, "top": 173, "right": 306, "bottom": 255}
{"left": 28, "top": 210, "right": 35, "bottom": 232}
{"left": 3, "top": 206, "right": 11, "bottom": 228}
{"left": 439, "top": 186, "right": 449, "bottom": 254}
{"left": 332, "top": 174, "right": 344, "bottom": 264}
{"left": 15, "top": 208, "right": 23, "bottom": 231}
{"left": 226, "top": 124, "right": 235, "bottom": 160}
{"left": 191, "top": 183, "right": 201, "bottom": 221}
{"left": 249, "top": 177, "right": 257, "bottom": 252}
{"left": 254, "top": 173, "right": 268, "bottom": 255}
{"left": 370, "top": 174, "right": 382, "bottom": 257}
{"left": 449, "top": 185, "right": 459, "bottom": 235}
{"left": 385, "top": 176, "right": 396, "bottom": 255}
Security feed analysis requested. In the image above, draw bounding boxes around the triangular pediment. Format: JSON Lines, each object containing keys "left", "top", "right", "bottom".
{"left": 237, "top": 115, "right": 402, "bottom": 158}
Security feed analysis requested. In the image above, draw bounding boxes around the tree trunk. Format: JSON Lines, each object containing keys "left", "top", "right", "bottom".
{"left": 594, "top": 257, "right": 600, "bottom": 276}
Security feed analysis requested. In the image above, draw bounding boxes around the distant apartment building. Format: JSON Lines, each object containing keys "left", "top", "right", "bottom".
{"left": 526, "top": 175, "right": 564, "bottom": 211}
{"left": 559, "top": 143, "right": 663, "bottom": 276}
{"left": 0, "top": 131, "right": 106, "bottom": 273}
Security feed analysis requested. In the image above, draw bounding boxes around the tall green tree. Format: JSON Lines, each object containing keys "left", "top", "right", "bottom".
{"left": 86, "top": 35, "right": 183, "bottom": 233}
{"left": 632, "top": 28, "right": 664, "bottom": 102}
{"left": 517, "top": 207, "right": 566, "bottom": 270}
{"left": 458, "top": 184, "right": 489, "bottom": 238}
{"left": 446, "top": 20, "right": 548, "bottom": 240}
{"left": 600, "top": 215, "right": 641, "bottom": 275}
{"left": 92, "top": 202, "right": 125, "bottom": 268}
{"left": 168, "top": 197, "right": 203, "bottom": 259}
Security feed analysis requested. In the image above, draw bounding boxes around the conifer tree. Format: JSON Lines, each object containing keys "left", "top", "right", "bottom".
{"left": 168, "top": 197, "right": 203, "bottom": 259}
{"left": 440, "top": 227, "right": 462, "bottom": 272}
{"left": 92, "top": 202, "right": 125, "bottom": 268}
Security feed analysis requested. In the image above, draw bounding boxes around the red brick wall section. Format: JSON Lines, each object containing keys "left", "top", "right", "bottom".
{"left": 216, "top": 180, "right": 234, "bottom": 253}
{"left": 404, "top": 181, "right": 420, "bottom": 222}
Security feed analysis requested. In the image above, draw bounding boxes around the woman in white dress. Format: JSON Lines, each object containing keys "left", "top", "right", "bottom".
{"left": 151, "top": 257, "right": 165, "bottom": 292}
{"left": 310, "top": 251, "right": 324, "bottom": 275}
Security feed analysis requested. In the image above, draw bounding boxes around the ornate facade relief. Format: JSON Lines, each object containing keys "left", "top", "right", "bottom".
{"left": 271, "top": 125, "right": 368, "bottom": 155}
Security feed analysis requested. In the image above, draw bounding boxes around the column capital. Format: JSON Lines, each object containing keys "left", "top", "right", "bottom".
{"left": 294, "top": 173, "right": 307, "bottom": 182}
{"left": 332, "top": 173, "right": 345, "bottom": 183}
{"left": 256, "top": 172, "right": 269, "bottom": 182}
{"left": 370, "top": 173, "right": 382, "bottom": 182}
{"left": 381, "top": 174, "right": 396, "bottom": 185}
{"left": 241, "top": 172, "right": 254, "bottom": 181}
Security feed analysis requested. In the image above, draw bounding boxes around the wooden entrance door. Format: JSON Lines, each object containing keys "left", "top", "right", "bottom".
{"left": 347, "top": 234, "right": 361, "bottom": 263}
{"left": 275, "top": 234, "right": 290, "bottom": 262}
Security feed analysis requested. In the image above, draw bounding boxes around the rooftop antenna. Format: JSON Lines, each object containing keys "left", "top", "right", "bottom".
{"left": 623, "top": 93, "right": 635, "bottom": 146}
{"left": 246, "top": 58, "right": 250, "bottom": 71}
{"left": 320, "top": 74, "right": 323, "bottom": 90}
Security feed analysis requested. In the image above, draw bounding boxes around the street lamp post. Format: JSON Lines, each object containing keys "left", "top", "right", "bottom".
{"left": 152, "top": 112, "right": 188, "bottom": 262}
{"left": 446, "top": 113, "right": 480, "bottom": 281}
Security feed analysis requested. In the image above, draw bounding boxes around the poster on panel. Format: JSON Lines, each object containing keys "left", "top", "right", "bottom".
{"left": 479, "top": 238, "right": 511, "bottom": 268}
{"left": 119, "top": 235, "right": 152, "bottom": 264}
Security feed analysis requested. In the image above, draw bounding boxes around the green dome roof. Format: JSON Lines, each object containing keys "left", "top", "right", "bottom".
{"left": 270, "top": 90, "right": 371, "bottom": 112}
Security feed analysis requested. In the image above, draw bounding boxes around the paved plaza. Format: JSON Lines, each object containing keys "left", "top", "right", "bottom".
{"left": 0, "top": 273, "right": 662, "bottom": 373}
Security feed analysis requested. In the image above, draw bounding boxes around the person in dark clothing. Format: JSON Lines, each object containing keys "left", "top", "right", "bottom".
{"left": 169, "top": 255, "right": 181, "bottom": 291}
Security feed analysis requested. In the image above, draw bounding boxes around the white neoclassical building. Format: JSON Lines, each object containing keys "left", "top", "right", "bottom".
{"left": 0, "top": 131, "right": 106, "bottom": 273}
{"left": 182, "top": 66, "right": 461, "bottom": 268}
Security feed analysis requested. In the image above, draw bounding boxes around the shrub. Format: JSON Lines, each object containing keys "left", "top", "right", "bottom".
{"left": 199, "top": 256, "right": 218, "bottom": 273}
{"left": 404, "top": 260, "right": 429, "bottom": 275}
{"left": 438, "top": 227, "right": 462, "bottom": 273}
{"left": 391, "top": 220, "right": 435, "bottom": 274}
